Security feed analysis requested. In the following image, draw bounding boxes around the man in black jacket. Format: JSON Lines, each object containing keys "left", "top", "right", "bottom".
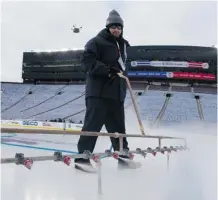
{"left": 75, "top": 10, "right": 130, "bottom": 168}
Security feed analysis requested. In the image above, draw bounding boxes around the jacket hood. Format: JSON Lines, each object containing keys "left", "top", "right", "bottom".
{"left": 97, "top": 28, "right": 124, "bottom": 43}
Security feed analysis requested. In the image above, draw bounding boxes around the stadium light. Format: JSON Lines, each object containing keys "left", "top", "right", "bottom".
{"left": 59, "top": 48, "right": 70, "bottom": 52}
{"left": 27, "top": 47, "right": 84, "bottom": 53}
{"left": 72, "top": 47, "right": 84, "bottom": 51}
{"left": 43, "top": 49, "right": 52, "bottom": 53}
{"left": 31, "top": 49, "right": 41, "bottom": 53}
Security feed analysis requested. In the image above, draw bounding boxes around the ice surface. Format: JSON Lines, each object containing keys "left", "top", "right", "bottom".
{"left": 1, "top": 121, "right": 217, "bottom": 200}
{"left": 1, "top": 84, "right": 217, "bottom": 200}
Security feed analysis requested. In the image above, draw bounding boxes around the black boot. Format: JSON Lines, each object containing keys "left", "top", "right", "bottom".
{"left": 74, "top": 158, "right": 96, "bottom": 173}
{"left": 74, "top": 158, "right": 92, "bottom": 171}
{"left": 118, "top": 155, "right": 131, "bottom": 167}
{"left": 117, "top": 151, "right": 141, "bottom": 170}
{"left": 74, "top": 158, "right": 91, "bottom": 164}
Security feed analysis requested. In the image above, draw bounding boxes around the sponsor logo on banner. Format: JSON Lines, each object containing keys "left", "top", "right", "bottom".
{"left": 10, "top": 121, "right": 20, "bottom": 125}
{"left": 173, "top": 72, "right": 215, "bottom": 80}
{"left": 131, "top": 60, "right": 150, "bottom": 67}
{"left": 42, "top": 122, "right": 52, "bottom": 127}
{"left": 130, "top": 61, "right": 138, "bottom": 67}
{"left": 166, "top": 72, "right": 174, "bottom": 78}
{"left": 150, "top": 61, "right": 188, "bottom": 68}
{"left": 130, "top": 60, "right": 209, "bottom": 69}
{"left": 188, "top": 62, "right": 209, "bottom": 69}
{"left": 76, "top": 124, "right": 83, "bottom": 128}
{"left": 202, "top": 63, "right": 209, "bottom": 69}
{"left": 1, "top": 120, "right": 20, "bottom": 125}
{"left": 128, "top": 71, "right": 167, "bottom": 78}
{"left": 22, "top": 120, "right": 38, "bottom": 126}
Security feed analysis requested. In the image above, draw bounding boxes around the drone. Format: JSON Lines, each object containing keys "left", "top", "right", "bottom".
{"left": 71, "top": 25, "right": 82, "bottom": 33}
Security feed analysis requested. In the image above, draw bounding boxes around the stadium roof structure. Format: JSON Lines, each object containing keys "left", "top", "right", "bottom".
{"left": 127, "top": 45, "right": 217, "bottom": 61}
{"left": 25, "top": 45, "right": 217, "bottom": 53}
{"left": 23, "top": 45, "right": 217, "bottom": 64}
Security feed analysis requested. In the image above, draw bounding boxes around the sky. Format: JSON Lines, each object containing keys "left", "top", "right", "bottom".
{"left": 1, "top": 0, "right": 217, "bottom": 82}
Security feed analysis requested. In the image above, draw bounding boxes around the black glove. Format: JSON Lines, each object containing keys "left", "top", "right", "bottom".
{"left": 108, "top": 66, "right": 121, "bottom": 78}
{"left": 90, "top": 61, "right": 111, "bottom": 77}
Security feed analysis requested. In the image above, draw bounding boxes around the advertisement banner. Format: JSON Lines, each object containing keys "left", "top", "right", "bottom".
{"left": 65, "top": 123, "right": 83, "bottom": 131}
{"left": 1, "top": 120, "right": 105, "bottom": 133}
{"left": 151, "top": 61, "right": 188, "bottom": 68}
{"left": 2, "top": 120, "right": 20, "bottom": 125}
{"left": 41, "top": 121, "right": 62, "bottom": 128}
{"left": 22, "top": 120, "right": 38, "bottom": 126}
{"left": 1, "top": 120, "right": 22, "bottom": 126}
{"left": 173, "top": 72, "right": 215, "bottom": 80}
{"left": 128, "top": 71, "right": 167, "bottom": 78}
{"left": 42, "top": 122, "right": 52, "bottom": 127}
{"left": 131, "top": 60, "right": 209, "bottom": 69}
{"left": 131, "top": 61, "right": 150, "bottom": 67}
{"left": 188, "top": 62, "right": 209, "bottom": 69}
{"left": 33, "top": 121, "right": 63, "bottom": 129}
{"left": 128, "top": 71, "right": 215, "bottom": 80}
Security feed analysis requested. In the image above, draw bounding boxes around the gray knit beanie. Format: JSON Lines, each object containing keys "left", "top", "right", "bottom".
{"left": 106, "top": 10, "right": 124, "bottom": 27}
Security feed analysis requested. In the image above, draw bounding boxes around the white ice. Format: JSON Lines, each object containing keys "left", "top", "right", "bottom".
{"left": 1, "top": 92, "right": 217, "bottom": 200}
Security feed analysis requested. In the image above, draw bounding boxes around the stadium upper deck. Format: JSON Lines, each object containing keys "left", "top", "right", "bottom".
{"left": 22, "top": 45, "right": 217, "bottom": 84}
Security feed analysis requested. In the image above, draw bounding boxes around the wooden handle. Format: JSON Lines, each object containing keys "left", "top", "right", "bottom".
{"left": 117, "top": 73, "right": 146, "bottom": 136}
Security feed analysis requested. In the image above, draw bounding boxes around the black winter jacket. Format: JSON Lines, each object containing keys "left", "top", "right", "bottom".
{"left": 81, "top": 28, "right": 130, "bottom": 102}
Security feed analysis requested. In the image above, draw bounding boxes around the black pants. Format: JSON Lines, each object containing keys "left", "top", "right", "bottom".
{"left": 77, "top": 97, "right": 129, "bottom": 155}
